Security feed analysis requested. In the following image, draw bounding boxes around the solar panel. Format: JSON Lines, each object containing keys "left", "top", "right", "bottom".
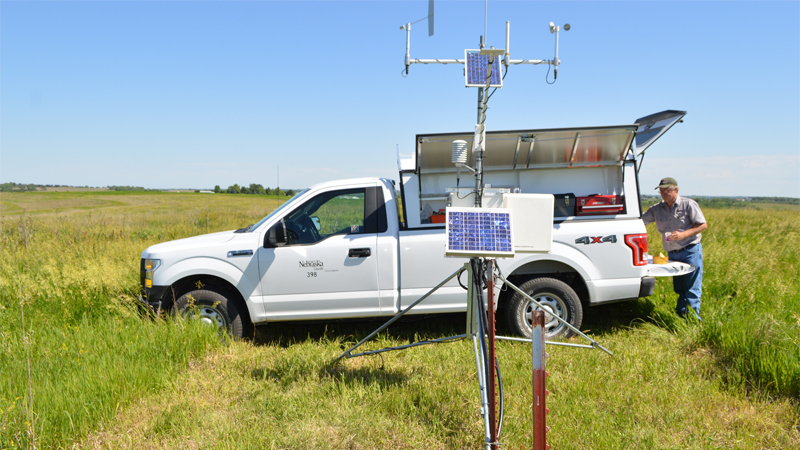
{"left": 446, "top": 208, "right": 514, "bottom": 257}
{"left": 465, "top": 50, "right": 503, "bottom": 87}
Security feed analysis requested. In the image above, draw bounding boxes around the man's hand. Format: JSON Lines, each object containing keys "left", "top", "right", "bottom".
{"left": 670, "top": 223, "right": 708, "bottom": 242}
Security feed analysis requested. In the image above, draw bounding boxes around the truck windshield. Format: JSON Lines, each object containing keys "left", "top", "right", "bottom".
{"left": 248, "top": 189, "right": 310, "bottom": 232}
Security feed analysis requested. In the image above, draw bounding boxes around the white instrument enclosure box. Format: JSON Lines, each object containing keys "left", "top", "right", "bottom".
{"left": 502, "top": 193, "right": 554, "bottom": 253}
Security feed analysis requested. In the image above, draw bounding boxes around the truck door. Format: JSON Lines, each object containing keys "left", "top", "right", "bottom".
{"left": 258, "top": 187, "right": 382, "bottom": 320}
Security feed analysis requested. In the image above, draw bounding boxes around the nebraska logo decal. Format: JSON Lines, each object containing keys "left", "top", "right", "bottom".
{"left": 299, "top": 260, "right": 324, "bottom": 268}
{"left": 575, "top": 235, "right": 617, "bottom": 245}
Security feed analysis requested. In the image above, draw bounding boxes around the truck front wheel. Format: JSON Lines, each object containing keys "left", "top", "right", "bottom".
{"left": 506, "top": 277, "right": 583, "bottom": 340}
{"left": 175, "top": 289, "right": 251, "bottom": 340}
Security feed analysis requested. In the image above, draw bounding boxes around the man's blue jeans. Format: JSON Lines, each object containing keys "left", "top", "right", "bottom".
{"left": 668, "top": 243, "right": 703, "bottom": 320}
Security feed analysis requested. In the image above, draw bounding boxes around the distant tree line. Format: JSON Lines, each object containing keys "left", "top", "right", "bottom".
{"left": 640, "top": 195, "right": 753, "bottom": 209}
{"left": 691, "top": 198, "right": 753, "bottom": 209}
{"left": 213, "top": 184, "right": 295, "bottom": 197}
{"left": 0, "top": 182, "right": 299, "bottom": 195}
{"left": 750, "top": 197, "right": 800, "bottom": 205}
{"left": 0, "top": 182, "right": 41, "bottom": 192}
{"left": 1, "top": 183, "right": 154, "bottom": 192}
{"left": 640, "top": 195, "right": 799, "bottom": 210}
{"left": 107, "top": 185, "right": 152, "bottom": 191}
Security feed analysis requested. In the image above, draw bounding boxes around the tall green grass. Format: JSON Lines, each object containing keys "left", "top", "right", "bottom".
{"left": 643, "top": 208, "right": 800, "bottom": 398}
{"left": 1, "top": 191, "right": 798, "bottom": 449}
{"left": 1, "top": 302, "right": 221, "bottom": 449}
{"left": 676, "top": 209, "right": 799, "bottom": 397}
{"left": 78, "top": 319, "right": 800, "bottom": 449}
{"left": 0, "top": 191, "right": 284, "bottom": 449}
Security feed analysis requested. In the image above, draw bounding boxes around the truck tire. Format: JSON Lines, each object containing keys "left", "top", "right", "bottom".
{"left": 175, "top": 289, "right": 251, "bottom": 340}
{"left": 506, "top": 277, "right": 583, "bottom": 340}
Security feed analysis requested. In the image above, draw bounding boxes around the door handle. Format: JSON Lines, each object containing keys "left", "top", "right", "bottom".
{"left": 348, "top": 248, "right": 371, "bottom": 258}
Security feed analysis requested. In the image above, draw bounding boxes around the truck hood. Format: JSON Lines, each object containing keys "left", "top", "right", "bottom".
{"left": 141, "top": 230, "right": 238, "bottom": 258}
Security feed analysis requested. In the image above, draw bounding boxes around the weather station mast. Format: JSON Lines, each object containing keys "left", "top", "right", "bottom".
{"left": 401, "top": 5, "right": 573, "bottom": 448}
{"left": 401, "top": 2, "right": 570, "bottom": 209}
{"left": 335, "top": 3, "right": 612, "bottom": 450}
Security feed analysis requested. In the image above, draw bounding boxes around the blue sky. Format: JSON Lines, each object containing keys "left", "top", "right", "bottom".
{"left": 1, "top": 1, "right": 798, "bottom": 197}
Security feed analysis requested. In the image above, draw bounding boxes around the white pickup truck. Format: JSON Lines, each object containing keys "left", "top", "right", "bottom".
{"left": 140, "top": 110, "right": 693, "bottom": 339}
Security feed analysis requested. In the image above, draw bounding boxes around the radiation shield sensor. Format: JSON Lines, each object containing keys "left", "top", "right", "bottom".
{"left": 445, "top": 208, "right": 514, "bottom": 257}
{"left": 465, "top": 49, "right": 504, "bottom": 88}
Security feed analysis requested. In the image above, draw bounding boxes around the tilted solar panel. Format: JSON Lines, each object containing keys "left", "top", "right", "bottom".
{"left": 446, "top": 208, "right": 514, "bottom": 257}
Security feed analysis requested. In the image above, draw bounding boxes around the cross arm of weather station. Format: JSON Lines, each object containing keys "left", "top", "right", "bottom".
{"left": 408, "top": 58, "right": 552, "bottom": 65}
{"left": 403, "top": 20, "right": 570, "bottom": 76}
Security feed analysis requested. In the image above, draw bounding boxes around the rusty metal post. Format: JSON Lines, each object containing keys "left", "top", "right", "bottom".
{"left": 532, "top": 310, "right": 549, "bottom": 450}
{"left": 486, "top": 260, "right": 498, "bottom": 448}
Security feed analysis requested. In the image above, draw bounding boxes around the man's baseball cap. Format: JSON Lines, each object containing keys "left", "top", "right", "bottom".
{"left": 655, "top": 177, "right": 678, "bottom": 190}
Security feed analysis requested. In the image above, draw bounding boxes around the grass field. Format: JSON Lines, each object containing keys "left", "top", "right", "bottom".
{"left": 1, "top": 191, "right": 798, "bottom": 449}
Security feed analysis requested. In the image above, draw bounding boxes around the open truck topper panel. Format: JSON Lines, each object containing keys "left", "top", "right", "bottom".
{"left": 414, "top": 125, "right": 637, "bottom": 174}
{"left": 408, "top": 110, "right": 688, "bottom": 173}
{"left": 633, "top": 110, "right": 687, "bottom": 157}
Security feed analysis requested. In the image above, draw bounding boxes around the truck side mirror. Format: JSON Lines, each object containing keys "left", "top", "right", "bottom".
{"left": 310, "top": 216, "right": 321, "bottom": 232}
{"left": 265, "top": 221, "right": 288, "bottom": 248}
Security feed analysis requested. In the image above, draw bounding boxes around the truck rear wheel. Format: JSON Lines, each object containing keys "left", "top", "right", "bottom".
{"left": 506, "top": 277, "right": 583, "bottom": 340}
{"left": 175, "top": 289, "right": 251, "bottom": 340}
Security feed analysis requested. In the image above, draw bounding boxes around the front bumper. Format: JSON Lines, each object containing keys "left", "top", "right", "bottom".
{"left": 139, "top": 285, "right": 170, "bottom": 311}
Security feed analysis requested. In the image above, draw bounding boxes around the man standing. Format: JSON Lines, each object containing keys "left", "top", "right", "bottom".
{"left": 642, "top": 177, "right": 708, "bottom": 320}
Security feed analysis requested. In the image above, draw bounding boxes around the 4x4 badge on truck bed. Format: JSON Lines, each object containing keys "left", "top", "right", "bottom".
{"left": 575, "top": 235, "right": 617, "bottom": 245}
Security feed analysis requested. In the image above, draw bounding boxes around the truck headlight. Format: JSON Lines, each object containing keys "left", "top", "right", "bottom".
{"left": 143, "top": 258, "right": 161, "bottom": 288}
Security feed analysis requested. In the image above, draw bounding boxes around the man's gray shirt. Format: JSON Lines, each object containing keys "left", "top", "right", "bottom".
{"left": 642, "top": 195, "right": 706, "bottom": 252}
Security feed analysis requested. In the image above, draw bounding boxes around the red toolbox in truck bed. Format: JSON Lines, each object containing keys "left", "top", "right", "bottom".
{"left": 576, "top": 195, "right": 624, "bottom": 216}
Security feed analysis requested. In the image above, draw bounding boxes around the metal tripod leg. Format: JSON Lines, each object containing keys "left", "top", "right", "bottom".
{"left": 467, "top": 260, "right": 493, "bottom": 450}
{"left": 334, "top": 264, "right": 466, "bottom": 364}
